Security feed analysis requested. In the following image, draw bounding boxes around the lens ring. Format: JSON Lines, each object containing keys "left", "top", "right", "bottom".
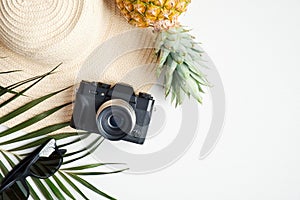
{"left": 96, "top": 99, "right": 136, "bottom": 140}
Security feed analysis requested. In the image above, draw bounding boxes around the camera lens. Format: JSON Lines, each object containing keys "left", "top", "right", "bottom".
{"left": 108, "top": 115, "right": 123, "bottom": 129}
{"left": 96, "top": 99, "right": 136, "bottom": 141}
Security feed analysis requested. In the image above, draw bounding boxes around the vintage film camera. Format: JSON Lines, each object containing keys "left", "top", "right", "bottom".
{"left": 70, "top": 81, "right": 155, "bottom": 144}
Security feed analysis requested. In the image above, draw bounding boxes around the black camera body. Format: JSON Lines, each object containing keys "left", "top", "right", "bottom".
{"left": 70, "top": 81, "right": 155, "bottom": 144}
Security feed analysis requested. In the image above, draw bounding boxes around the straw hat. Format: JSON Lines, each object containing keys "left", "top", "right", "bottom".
{"left": 0, "top": 0, "right": 157, "bottom": 132}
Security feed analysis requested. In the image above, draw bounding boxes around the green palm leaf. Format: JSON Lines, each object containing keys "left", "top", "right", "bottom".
{"left": 58, "top": 171, "right": 89, "bottom": 200}
{"left": 31, "top": 178, "right": 54, "bottom": 200}
{"left": 0, "top": 102, "right": 72, "bottom": 138}
{"left": 0, "top": 64, "right": 60, "bottom": 106}
{"left": 0, "top": 66, "right": 126, "bottom": 199}
{"left": 61, "top": 163, "right": 121, "bottom": 171}
{"left": 0, "top": 74, "right": 48, "bottom": 97}
{"left": 52, "top": 174, "right": 76, "bottom": 200}
{"left": 0, "top": 122, "right": 70, "bottom": 146}
{"left": 27, "top": 181, "right": 40, "bottom": 200}
{"left": 44, "top": 178, "right": 66, "bottom": 200}
{"left": 66, "top": 173, "right": 116, "bottom": 200}
{"left": 0, "top": 86, "right": 71, "bottom": 125}
{"left": 0, "top": 70, "right": 21, "bottom": 75}
{"left": 8, "top": 132, "right": 80, "bottom": 152}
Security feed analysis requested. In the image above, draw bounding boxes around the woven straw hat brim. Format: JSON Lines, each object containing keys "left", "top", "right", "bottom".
{"left": 0, "top": 0, "right": 157, "bottom": 133}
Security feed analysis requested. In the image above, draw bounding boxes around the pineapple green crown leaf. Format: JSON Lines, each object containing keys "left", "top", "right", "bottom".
{"left": 155, "top": 25, "right": 210, "bottom": 106}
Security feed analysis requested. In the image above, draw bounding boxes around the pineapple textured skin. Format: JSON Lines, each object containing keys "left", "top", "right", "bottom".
{"left": 116, "top": 0, "right": 191, "bottom": 28}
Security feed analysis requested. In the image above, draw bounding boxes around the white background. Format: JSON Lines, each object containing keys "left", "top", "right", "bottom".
{"left": 86, "top": 0, "right": 300, "bottom": 199}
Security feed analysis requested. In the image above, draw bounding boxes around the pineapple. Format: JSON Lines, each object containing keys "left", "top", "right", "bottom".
{"left": 116, "top": 0, "right": 209, "bottom": 106}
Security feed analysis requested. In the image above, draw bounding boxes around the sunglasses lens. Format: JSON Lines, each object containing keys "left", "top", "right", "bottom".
{"left": 30, "top": 150, "right": 64, "bottom": 178}
{"left": 0, "top": 180, "right": 29, "bottom": 200}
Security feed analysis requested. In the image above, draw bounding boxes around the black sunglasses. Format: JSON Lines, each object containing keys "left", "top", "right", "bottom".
{"left": 0, "top": 139, "right": 66, "bottom": 200}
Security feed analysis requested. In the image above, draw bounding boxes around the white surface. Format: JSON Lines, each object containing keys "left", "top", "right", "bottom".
{"left": 88, "top": 0, "right": 300, "bottom": 199}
